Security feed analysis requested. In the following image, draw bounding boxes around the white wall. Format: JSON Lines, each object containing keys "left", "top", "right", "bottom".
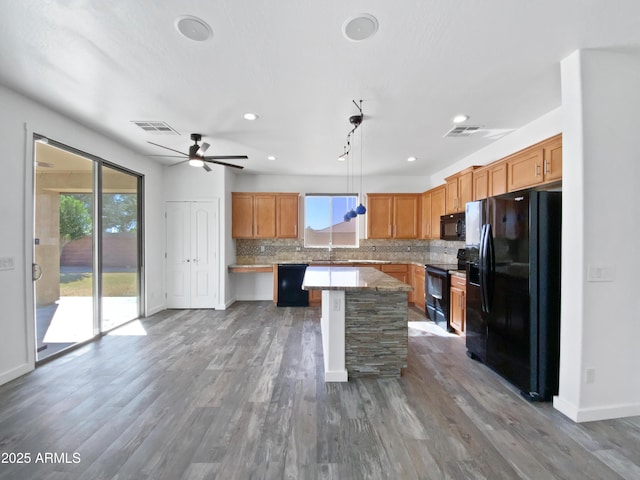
{"left": 553, "top": 49, "right": 640, "bottom": 422}
{"left": 0, "top": 84, "right": 165, "bottom": 386}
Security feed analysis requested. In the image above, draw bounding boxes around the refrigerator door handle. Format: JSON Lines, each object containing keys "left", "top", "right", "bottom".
{"left": 479, "top": 224, "right": 488, "bottom": 313}
{"left": 485, "top": 223, "right": 495, "bottom": 313}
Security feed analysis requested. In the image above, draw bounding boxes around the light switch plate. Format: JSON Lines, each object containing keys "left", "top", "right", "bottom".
{"left": 0, "top": 257, "right": 15, "bottom": 271}
{"left": 587, "top": 264, "right": 616, "bottom": 282}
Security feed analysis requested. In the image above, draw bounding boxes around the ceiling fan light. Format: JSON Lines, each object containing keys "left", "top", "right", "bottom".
{"left": 243, "top": 112, "right": 258, "bottom": 121}
{"left": 189, "top": 158, "right": 205, "bottom": 167}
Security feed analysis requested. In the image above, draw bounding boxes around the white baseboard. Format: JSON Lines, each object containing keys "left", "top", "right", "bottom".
{"left": 146, "top": 304, "right": 165, "bottom": 316}
{"left": 324, "top": 370, "right": 348, "bottom": 382}
{"left": 0, "top": 362, "right": 34, "bottom": 387}
{"left": 554, "top": 395, "right": 640, "bottom": 422}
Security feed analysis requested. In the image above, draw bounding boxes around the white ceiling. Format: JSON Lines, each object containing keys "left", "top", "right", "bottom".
{"left": 2, "top": 1, "right": 640, "bottom": 177}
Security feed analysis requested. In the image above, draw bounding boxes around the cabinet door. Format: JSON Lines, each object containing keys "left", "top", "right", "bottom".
{"left": 231, "top": 193, "right": 254, "bottom": 238}
{"left": 449, "top": 276, "right": 466, "bottom": 333}
{"left": 412, "top": 265, "right": 426, "bottom": 310}
{"left": 543, "top": 136, "right": 562, "bottom": 182}
{"left": 508, "top": 148, "right": 543, "bottom": 191}
{"left": 421, "top": 192, "right": 432, "bottom": 239}
{"left": 473, "top": 168, "right": 489, "bottom": 201}
{"left": 276, "top": 194, "right": 299, "bottom": 238}
{"left": 445, "top": 177, "right": 459, "bottom": 214}
{"left": 489, "top": 161, "right": 508, "bottom": 196}
{"left": 254, "top": 194, "right": 276, "bottom": 238}
{"left": 430, "top": 186, "right": 446, "bottom": 240}
{"left": 458, "top": 171, "right": 473, "bottom": 210}
{"left": 394, "top": 195, "right": 419, "bottom": 238}
{"left": 367, "top": 195, "right": 394, "bottom": 238}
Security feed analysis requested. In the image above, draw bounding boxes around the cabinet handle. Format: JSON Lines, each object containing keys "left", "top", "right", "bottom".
{"left": 545, "top": 160, "right": 550, "bottom": 175}
{"left": 389, "top": 225, "right": 392, "bottom": 236}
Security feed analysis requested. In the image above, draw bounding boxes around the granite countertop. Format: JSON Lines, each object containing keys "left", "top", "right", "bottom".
{"left": 302, "top": 266, "right": 413, "bottom": 292}
{"left": 450, "top": 270, "right": 467, "bottom": 278}
{"left": 229, "top": 259, "right": 431, "bottom": 268}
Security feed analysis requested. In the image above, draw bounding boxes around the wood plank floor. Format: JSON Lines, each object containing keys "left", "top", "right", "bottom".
{"left": 0, "top": 302, "right": 638, "bottom": 479}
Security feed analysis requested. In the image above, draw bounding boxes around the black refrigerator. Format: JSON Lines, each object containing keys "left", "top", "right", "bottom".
{"left": 465, "top": 190, "right": 561, "bottom": 401}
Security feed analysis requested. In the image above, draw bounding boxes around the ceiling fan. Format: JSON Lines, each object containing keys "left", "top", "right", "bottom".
{"left": 147, "top": 133, "right": 247, "bottom": 171}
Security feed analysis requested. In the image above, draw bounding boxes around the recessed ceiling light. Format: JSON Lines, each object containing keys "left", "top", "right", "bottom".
{"left": 243, "top": 112, "right": 258, "bottom": 121}
{"left": 343, "top": 14, "right": 379, "bottom": 42}
{"left": 175, "top": 15, "right": 213, "bottom": 42}
{"left": 267, "top": 155, "right": 276, "bottom": 161}
{"left": 407, "top": 156, "right": 417, "bottom": 162}
{"left": 452, "top": 114, "right": 470, "bottom": 124}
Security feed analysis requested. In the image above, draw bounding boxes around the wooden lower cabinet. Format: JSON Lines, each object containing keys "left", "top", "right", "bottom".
{"left": 449, "top": 275, "right": 466, "bottom": 334}
{"left": 309, "top": 289, "right": 322, "bottom": 306}
{"left": 381, "top": 264, "right": 408, "bottom": 284}
{"left": 411, "top": 264, "right": 425, "bottom": 310}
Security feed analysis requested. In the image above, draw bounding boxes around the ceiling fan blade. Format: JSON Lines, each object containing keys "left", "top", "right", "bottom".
{"left": 196, "top": 142, "right": 210, "bottom": 156}
{"left": 202, "top": 155, "right": 248, "bottom": 160}
{"left": 147, "top": 141, "right": 188, "bottom": 156}
{"left": 168, "top": 159, "right": 190, "bottom": 167}
{"left": 146, "top": 155, "right": 187, "bottom": 158}
{"left": 202, "top": 163, "right": 212, "bottom": 172}
{"left": 203, "top": 159, "right": 245, "bottom": 169}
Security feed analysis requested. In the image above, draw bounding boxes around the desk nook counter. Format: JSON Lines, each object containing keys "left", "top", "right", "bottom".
{"left": 302, "top": 266, "right": 412, "bottom": 382}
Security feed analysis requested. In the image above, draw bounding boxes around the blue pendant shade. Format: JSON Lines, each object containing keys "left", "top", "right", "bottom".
{"left": 347, "top": 209, "right": 357, "bottom": 219}
{"left": 343, "top": 213, "right": 351, "bottom": 222}
{"left": 355, "top": 203, "right": 366, "bottom": 215}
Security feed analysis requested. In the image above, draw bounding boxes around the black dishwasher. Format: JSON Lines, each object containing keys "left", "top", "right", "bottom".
{"left": 277, "top": 264, "right": 309, "bottom": 307}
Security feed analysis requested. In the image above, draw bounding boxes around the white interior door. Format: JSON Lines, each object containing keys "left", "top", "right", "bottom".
{"left": 190, "top": 202, "right": 218, "bottom": 308}
{"left": 166, "top": 201, "right": 218, "bottom": 309}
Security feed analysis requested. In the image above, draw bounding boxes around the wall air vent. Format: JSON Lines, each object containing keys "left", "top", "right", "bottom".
{"left": 131, "top": 121, "right": 180, "bottom": 135}
{"left": 443, "top": 125, "right": 483, "bottom": 138}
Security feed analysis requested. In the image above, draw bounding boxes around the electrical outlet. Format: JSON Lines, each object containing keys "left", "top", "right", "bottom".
{"left": 295, "top": 246, "right": 301, "bottom": 252}
{"left": 0, "top": 257, "right": 15, "bottom": 271}
{"left": 372, "top": 246, "right": 376, "bottom": 251}
{"left": 260, "top": 245, "right": 265, "bottom": 252}
{"left": 407, "top": 246, "right": 411, "bottom": 252}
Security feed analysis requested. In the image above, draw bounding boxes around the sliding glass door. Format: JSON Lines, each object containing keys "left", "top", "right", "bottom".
{"left": 101, "top": 165, "right": 141, "bottom": 331}
{"left": 33, "top": 137, "right": 143, "bottom": 361}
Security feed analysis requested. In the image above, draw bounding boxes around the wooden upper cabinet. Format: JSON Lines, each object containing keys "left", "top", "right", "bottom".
{"left": 394, "top": 195, "right": 419, "bottom": 238}
{"left": 254, "top": 194, "right": 277, "bottom": 238}
{"left": 231, "top": 193, "right": 254, "bottom": 238}
{"left": 430, "top": 186, "right": 446, "bottom": 240}
{"left": 507, "top": 148, "right": 543, "bottom": 192}
{"left": 445, "top": 167, "right": 476, "bottom": 213}
{"left": 473, "top": 167, "right": 489, "bottom": 201}
{"left": 508, "top": 134, "right": 562, "bottom": 192}
{"left": 367, "top": 194, "right": 419, "bottom": 239}
{"left": 232, "top": 192, "right": 299, "bottom": 239}
{"left": 276, "top": 193, "right": 299, "bottom": 238}
{"left": 420, "top": 191, "right": 432, "bottom": 239}
{"left": 475, "top": 160, "right": 508, "bottom": 200}
{"left": 542, "top": 135, "right": 562, "bottom": 182}
{"left": 489, "top": 160, "right": 508, "bottom": 196}
{"left": 367, "top": 195, "right": 394, "bottom": 238}
{"left": 421, "top": 186, "right": 445, "bottom": 239}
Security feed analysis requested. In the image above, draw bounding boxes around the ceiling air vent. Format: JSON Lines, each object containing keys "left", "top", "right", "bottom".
{"left": 131, "top": 121, "right": 179, "bottom": 135}
{"left": 444, "top": 125, "right": 483, "bottom": 138}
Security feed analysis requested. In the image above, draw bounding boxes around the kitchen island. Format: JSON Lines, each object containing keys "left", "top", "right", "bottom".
{"left": 302, "top": 266, "right": 412, "bottom": 382}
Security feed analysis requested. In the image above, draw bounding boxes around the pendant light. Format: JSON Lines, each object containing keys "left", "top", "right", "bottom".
{"left": 355, "top": 109, "right": 367, "bottom": 215}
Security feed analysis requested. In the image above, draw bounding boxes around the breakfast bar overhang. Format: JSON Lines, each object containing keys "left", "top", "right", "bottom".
{"left": 302, "top": 266, "right": 413, "bottom": 382}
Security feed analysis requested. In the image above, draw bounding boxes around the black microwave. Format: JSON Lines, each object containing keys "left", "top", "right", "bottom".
{"left": 440, "top": 212, "right": 465, "bottom": 241}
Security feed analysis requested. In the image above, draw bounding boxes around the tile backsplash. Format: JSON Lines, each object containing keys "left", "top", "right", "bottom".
{"left": 235, "top": 238, "right": 465, "bottom": 265}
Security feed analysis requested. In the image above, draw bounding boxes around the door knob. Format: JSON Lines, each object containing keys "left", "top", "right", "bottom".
{"left": 32, "top": 263, "right": 43, "bottom": 281}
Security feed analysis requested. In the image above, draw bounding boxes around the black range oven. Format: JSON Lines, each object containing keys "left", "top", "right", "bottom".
{"left": 425, "top": 249, "right": 466, "bottom": 331}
